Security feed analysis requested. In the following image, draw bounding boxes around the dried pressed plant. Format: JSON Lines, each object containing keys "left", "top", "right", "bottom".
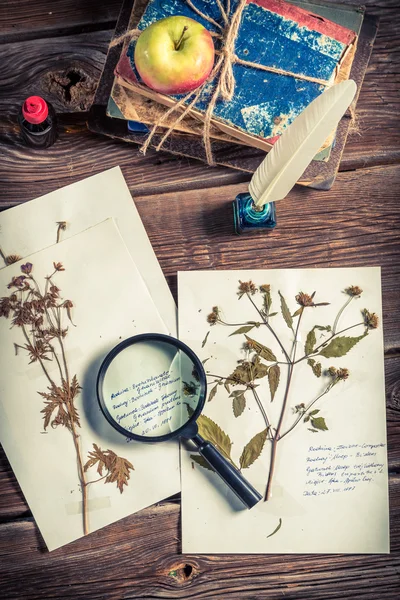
{"left": 196, "top": 281, "right": 377, "bottom": 504}
{"left": 0, "top": 261, "right": 134, "bottom": 535}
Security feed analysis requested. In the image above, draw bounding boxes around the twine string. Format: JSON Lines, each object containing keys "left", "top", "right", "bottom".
{"left": 112, "top": 0, "right": 335, "bottom": 165}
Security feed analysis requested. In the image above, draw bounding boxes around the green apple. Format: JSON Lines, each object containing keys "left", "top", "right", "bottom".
{"left": 134, "top": 16, "right": 215, "bottom": 95}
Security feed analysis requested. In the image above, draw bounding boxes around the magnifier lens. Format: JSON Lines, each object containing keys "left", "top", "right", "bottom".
{"left": 101, "top": 340, "right": 202, "bottom": 438}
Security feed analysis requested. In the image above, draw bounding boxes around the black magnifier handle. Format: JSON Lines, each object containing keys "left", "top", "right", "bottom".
{"left": 192, "top": 433, "right": 262, "bottom": 509}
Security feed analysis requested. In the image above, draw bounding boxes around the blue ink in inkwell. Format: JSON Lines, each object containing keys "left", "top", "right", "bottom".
{"left": 233, "top": 193, "right": 276, "bottom": 234}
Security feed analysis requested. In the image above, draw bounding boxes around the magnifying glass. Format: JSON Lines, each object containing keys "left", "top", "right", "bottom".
{"left": 97, "top": 333, "right": 262, "bottom": 509}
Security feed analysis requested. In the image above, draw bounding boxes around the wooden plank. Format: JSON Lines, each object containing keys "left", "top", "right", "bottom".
{"left": 0, "top": 474, "right": 398, "bottom": 599}
{"left": 0, "top": 0, "right": 399, "bottom": 198}
{"left": 0, "top": 0, "right": 122, "bottom": 42}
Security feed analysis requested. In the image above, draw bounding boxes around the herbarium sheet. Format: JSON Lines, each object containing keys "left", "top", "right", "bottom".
{"left": 178, "top": 268, "right": 389, "bottom": 553}
{"left": 0, "top": 166, "right": 177, "bottom": 335}
{"left": 0, "top": 219, "right": 179, "bottom": 551}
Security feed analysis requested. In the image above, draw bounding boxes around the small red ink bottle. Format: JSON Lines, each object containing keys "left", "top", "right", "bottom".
{"left": 18, "top": 96, "right": 58, "bottom": 149}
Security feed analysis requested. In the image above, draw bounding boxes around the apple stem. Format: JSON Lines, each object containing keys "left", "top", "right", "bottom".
{"left": 175, "top": 26, "right": 188, "bottom": 51}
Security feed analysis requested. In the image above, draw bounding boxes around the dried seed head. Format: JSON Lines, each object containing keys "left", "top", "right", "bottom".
{"left": 238, "top": 280, "right": 257, "bottom": 296}
{"left": 295, "top": 292, "right": 314, "bottom": 307}
{"left": 345, "top": 285, "right": 363, "bottom": 297}
{"left": 362, "top": 309, "right": 379, "bottom": 329}
{"left": 53, "top": 262, "right": 65, "bottom": 272}
{"left": 207, "top": 308, "right": 219, "bottom": 325}
{"left": 5, "top": 255, "right": 22, "bottom": 265}
{"left": 336, "top": 368, "right": 350, "bottom": 380}
{"left": 327, "top": 366, "right": 337, "bottom": 376}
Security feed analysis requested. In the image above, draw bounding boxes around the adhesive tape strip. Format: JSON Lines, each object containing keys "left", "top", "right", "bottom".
{"left": 65, "top": 495, "right": 111, "bottom": 515}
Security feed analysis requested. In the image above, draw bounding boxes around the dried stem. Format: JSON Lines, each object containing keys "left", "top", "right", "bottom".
{"left": 246, "top": 292, "right": 291, "bottom": 362}
{"left": 332, "top": 296, "right": 353, "bottom": 334}
{"left": 279, "top": 382, "right": 335, "bottom": 441}
{"left": 264, "top": 308, "right": 304, "bottom": 501}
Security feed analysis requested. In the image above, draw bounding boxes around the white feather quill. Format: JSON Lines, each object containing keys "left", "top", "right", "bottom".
{"left": 249, "top": 80, "right": 357, "bottom": 208}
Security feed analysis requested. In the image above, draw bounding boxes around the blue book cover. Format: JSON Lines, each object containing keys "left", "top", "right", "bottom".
{"left": 115, "top": 0, "right": 356, "bottom": 141}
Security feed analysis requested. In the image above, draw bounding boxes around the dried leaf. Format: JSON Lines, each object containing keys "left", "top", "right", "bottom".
{"left": 304, "top": 415, "right": 310, "bottom": 423}
{"left": 190, "top": 454, "right": 213, "bottom": 471}
{"left": 307, "top": 358, "right": 322, "bottom": 378}
{"left": 262, "top": 289, "right": 272, "bottom": 313}
{"left": 311, "top": 416, "right": 328, "bottom": 431}
{"left": 227, "top": 363, "right": 252, "bottom": 385}
{"left": 252, "top": 355, "right": 269, "bottom": 380}
{"left": 38, "top": 377, "right": 81, "bottom": 430}
{"left": 267, "top": 518, "right": 282, "bottom": 538}
{"left": 314, "top": 325, "right": 332, "bottom": 332}
{"left": 292, "top": 308, "right": 302, "bottom": 318}
{"left": 208, "top": 384, "right": 218, "bottom": 402}
{"left": 196, "top": 413, "right": 233, "bottom": 463}
{"left": 229, "top": 325, "right": 255, "bottom": 336}
{"left": 279, "top": 291, "right": 293, "bottom": 331}
{"left": 268, "top": 364, "right": 280, "bottom": 401}
{"left": 84, "top": 443, "right": 134, "bottom": 493}
{"left": 318, "top": 334, "right": 366, "bottom": 358}
{"left": 269, "top": 312, "right": 278, "bottom": 317}
{"left": 309, "top": 409, "right": 320, "bottom": 416}
{"left": 105, "top": 455, "right": 135, "bottom": 493}
{"left": 245, "top": 335, "right": 277, "bottom": 361}
{"left": 239, "top": 428, "right": 269, "bottom": 469}
{"left": 202, "top": 331, "right": 210, "bottom": 348}
{"left": 202, "top": 357, "right": 210, "bottom": 366}
{"left": 232, "top": 394, "right": 246, "bottom": 417}
{"left": 305, "top": 329, "right": 317, "bottom": 355}
{"left": 224, "top": 380, "right": 231, "bottom": 394}
{"left": 230, "top": 389, "right": 246, "bottom": 397}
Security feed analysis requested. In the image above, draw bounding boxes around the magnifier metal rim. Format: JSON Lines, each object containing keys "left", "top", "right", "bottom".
{"left": 96, "top": 333, "right": 207, "bottom": 442}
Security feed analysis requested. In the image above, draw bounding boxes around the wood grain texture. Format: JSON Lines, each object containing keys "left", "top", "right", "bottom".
{"left": 0, "top": 1, "right": 399, "bottom": 598}
{"left": 0, "top": 0, "right": 123, "bottom": 42}
{"left": 0, "top": 0, "right": 399, "bottom": 201}
{"left": 0, "top": 476, "right": 399, "bottom": 600}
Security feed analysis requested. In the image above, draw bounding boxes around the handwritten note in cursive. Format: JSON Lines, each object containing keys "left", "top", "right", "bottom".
{"left": 303, "top": 442, "right": 386, "bottom": 497}
{"left": 109, "top": 371, "right": 184, "bottom": 436}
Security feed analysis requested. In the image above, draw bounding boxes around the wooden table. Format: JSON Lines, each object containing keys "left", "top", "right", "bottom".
{"left": 0, "top": 1, "right": 399, "bottom": 598}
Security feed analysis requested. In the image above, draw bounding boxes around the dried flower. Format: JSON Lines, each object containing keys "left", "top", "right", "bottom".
{"left": 207, "top": 307, "right": 220, "bottom": 325}
{"left": 326, "top": 366, "right": 349, "bottom": 381}
{"left": 295, "top": 291, "right": 329, "bottom": 308}
{"left": 21, "top": 263, "right": 33, "bottom": 275}
{"left": 7, "top": 275, "right": 26, "bottom": 289}
{"left": 345, "top": 285, "right": 363, "bottom": 297}
{"left": 259, "top": 284, "right": 270, "bottom": 293}
{"left": 53, "top": 262, "right": 65, "bottom": 272}
{"left": 363, "top": 309, "right": 379, "bottom": 329}
{"left": 238, "top": 280, "right": 257, "bottom": 298}
{"left": 336, "top": 368, "right": 349, "bottom": 380}
{"left": 64, "top": 300, "right": 73, "bottom": 308}
{"left": 5, "top": 255, "right": 22, "bottom": 265}
{"left": 294, "top": 403, "right": 306, "bottom": 413}
{"left": 295, "top": 292, "right": 314, "bottom": 307}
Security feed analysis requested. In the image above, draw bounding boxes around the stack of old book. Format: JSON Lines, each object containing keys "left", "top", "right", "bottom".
{"left": 88, "top": 0, "right": 378, "bottom": 190}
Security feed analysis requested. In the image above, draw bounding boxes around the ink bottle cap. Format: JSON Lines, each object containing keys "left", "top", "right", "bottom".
{"left": 18, "top": 96, "right": 58, "bottom": 149}
{"left": 22, "top": 96, "right": 49, "bottom": 124}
